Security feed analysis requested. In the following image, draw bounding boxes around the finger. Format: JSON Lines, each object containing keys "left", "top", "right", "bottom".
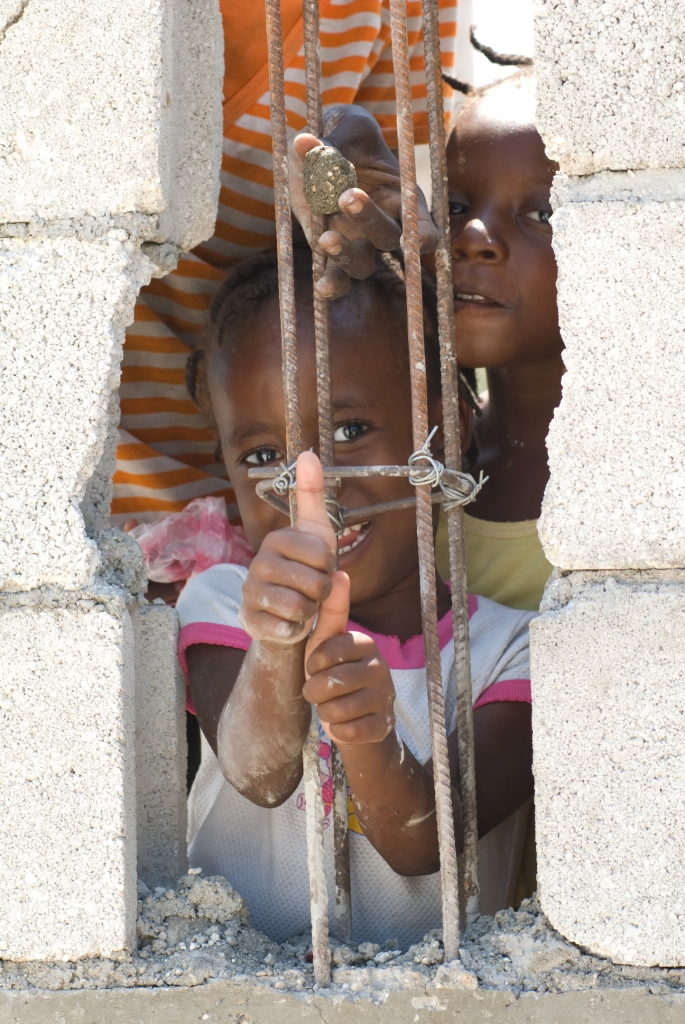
{"left": 262, "top": 529, "right": 336, "bottom": 576}
{"left": 306, "top": 630, "right": 377, "bottom": 677}
{"left": 244, "top": 580, "right": 319, "bottom": 625}
{"left": 305, "top": 571, "right": 351, "bottom": 678}
{"left": 307, "top": 570, "right": 350, "bottom": 660}
{"left": 319, "top": 231, "right": 376, "bottom": 280}
{"left": 252, "top": 556, "right": 333, "bottom": 604}
{"left": 122, "top": 519, "right": 140, "bottom": 533}
{"left": 293, "top": 131, "right": 325, "bottom": 161}
{"left": 337, "top": 189, "right": 402, "bottom": 251}
{"left": 294, "top": 450, "right": 336, "bottom": 545}
{"left": 417, "top": 197, "right": 439, "bottom": 254}
{"left": 314, "top": 688, "right": 380, "bottom": 726}
{"left": 239, "top": 608, "right": 310, "bottom": 645}
{"left": 314, "top": 260, "right": 351, "bottom": 300}
{"left": 326, "top": 713, "right": 394, "bottom": 746}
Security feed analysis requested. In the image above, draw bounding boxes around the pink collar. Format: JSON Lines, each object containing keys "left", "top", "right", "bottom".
{"left": 347, "top": 594, "right": 477, "bottom": 671}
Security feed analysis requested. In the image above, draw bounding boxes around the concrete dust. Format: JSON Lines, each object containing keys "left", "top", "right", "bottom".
{"left": 1, "top": 879, "right": 683, "bottom": 1002}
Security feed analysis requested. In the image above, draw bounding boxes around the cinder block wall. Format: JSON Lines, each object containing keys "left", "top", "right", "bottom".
{"left": 531, "top": 0, "right": 685, "bottom": 967}
{"left": 0, "top": 0, "right": 222, "bottom": 961}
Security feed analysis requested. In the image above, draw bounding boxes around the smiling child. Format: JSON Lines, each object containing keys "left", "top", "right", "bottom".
{"left": 433, "top": 68, "right": 562, "bottom": 613}
{"left": 177, "top": 249, "right": 536, "bottom": 946}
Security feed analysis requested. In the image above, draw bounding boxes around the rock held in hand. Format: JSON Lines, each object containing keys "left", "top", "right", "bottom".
{"left": 303, "top": 145, "right": 358, "bottom": 215}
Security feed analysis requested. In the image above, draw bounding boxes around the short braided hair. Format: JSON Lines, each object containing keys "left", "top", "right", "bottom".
{"left": 187, "top": 248, "right": 479, "bottom": 436}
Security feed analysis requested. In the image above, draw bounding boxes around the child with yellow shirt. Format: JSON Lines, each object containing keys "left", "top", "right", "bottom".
{"left": 433, "top": 53, "right": 559, "bottom": 614}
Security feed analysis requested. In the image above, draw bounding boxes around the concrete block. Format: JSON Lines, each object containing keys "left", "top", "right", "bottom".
{"left": 0, "top": 587, "right": 137, "bottom": 961}
{"left": 0, "top": 0, "right": 222, "bottom": 249}
{"left": 0, "top": 236, "right": 153, "bottom": 592}
{"left": 534, "top": 0, "right": 685, "bottom": 175}
{"left": 132, "top": 602, "right": 188, "bottom": 888}
{"left": 531, "top": 569, "right": 685, "bottom": 966}
{"left": 539, "top": 192, "right": 685, "bottom": 569}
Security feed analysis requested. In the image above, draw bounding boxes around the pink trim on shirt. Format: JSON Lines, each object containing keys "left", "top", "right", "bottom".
{"left": 473, "top": 678, "right": 531, "bottom": 710}
{"left": 347, "top": 594, "right": 478, "bottom": 671}
{"left": 179, "top": 622, "right": 252, "bottom": 713}
{"left": 180, "top": 594, "right": 480, "bottom": 709}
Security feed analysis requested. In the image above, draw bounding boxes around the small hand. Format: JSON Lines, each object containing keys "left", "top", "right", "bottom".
{"left": 290, "top": 104, "right": 438, "bottom": 298}
{"left": 239, "top": 451, "right": 337, "bottom": 645}
{"left": 303, "top": 572, "right": 396, "bottom": 745}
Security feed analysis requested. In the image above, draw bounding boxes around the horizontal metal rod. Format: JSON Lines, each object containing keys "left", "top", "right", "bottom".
{"left": 248, "top": 463, "right": 474, "bottom": 493}
{"left": 255, "top": 479, "right": 450, "bottom": 524}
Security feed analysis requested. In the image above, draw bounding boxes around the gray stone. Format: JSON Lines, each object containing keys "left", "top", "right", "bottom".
{"left": 303, "top": 146, "right": 358, "bottom": 215}
{"left": 538, "top": 196, "right": 685, "bottom": 569}
{"left": 0, "top": 237, "right": 153, "bottom": 591}
{"left": 531, "top": 570, "right": 685, "bottom": 966}
{"left": 133, "top": 603, "right": 188, "bottom": 888}
{"left": 0, "top": 588, "right": 137, "bottom": 961}
{"left": 534, "top": 0, "right": 685, "bottom": 175}
{"left": 0, "top": 0, "right": 223, "bottom": 249}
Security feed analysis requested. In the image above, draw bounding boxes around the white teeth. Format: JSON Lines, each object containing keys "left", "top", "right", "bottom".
{"left": 456, "top": 292, "right": 488, "bottom": 302}
{"left": 338, "top": 522, "right": 369, "bottom": 554}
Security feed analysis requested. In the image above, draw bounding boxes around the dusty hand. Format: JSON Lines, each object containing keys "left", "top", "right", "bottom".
{"left": 239, "top": 451, "right": 338, "bottom": 645}
{"left": 303, "top": 572, "right": 396, "bottom": 745}
{"left": 289, "top": 104, "right": 438, "bottom": 298}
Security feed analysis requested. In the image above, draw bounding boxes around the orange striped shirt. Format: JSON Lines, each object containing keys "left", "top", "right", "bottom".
{"left": 113, "top": 0, "right": 458, "bottom": 525}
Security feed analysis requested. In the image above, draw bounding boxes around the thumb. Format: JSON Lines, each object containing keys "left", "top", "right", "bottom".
{"left": 294, "top": 450, "right": 335, "bottom": 545}
{"left": 305, "top": 570, "right": 350, "bottom": 676}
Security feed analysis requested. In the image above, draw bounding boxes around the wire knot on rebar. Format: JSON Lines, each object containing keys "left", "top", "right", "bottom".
{"left": 441, "top": 469, "right": 488, "bottom": 511}
{"left": 271, "top": 461, "right": 297, "bottom": 497}
{"left": 408, "top": 426, "right": 444, "bottom": 488}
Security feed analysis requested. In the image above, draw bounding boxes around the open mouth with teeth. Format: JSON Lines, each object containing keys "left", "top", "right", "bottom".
{"left": 337, "top": 521, "right": 370, "bottom": 555}
{"left": 454, "top": 291, "right": 503, "bottom": 308}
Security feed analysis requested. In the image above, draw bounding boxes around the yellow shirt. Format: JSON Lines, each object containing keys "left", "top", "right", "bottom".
{"left": 435, "top": 511, "right": 553, "bottom": 613}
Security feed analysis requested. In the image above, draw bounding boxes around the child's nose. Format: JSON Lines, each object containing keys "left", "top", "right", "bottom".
{"left": 451, "top": 216, "right": 507, "bottom": 263}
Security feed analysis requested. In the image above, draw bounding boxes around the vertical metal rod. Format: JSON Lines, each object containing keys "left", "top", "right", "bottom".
{"left": 387, "top": 0, "right": 461, "bottom": 964}
{"left": 303, "top": 0, "right": 353, "bottom": 945}
{"left": 265, "top": 0, "right": 331, "bottom": 986}
{"left": 421, "top": 0, "right": 480, "bottom": 925}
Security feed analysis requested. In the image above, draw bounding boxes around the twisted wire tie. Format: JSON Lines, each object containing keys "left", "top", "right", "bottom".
{"left": 408, "top": 427, "right": 488, "bottom": 509}
{"left": 408, "top": 425, "right": 444, "bottom": 488}
{"left": 270, "top": 460, "right": 346, "bottom": 534}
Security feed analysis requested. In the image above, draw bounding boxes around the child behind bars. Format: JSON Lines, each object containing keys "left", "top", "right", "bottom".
{"left": 177, "top": 248, "right": 535, "bottom": 947}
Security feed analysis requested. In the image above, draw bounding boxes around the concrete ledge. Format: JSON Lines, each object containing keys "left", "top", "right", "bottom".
{"left": 2, "top": 981, "right": 685, "bottom": 1024}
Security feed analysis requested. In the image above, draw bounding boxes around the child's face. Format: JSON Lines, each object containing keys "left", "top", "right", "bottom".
{"left": 209, "top": 293, "right": 471, "bottom": 610}
{"left": 444, "top": 79, "right": 562, "bottom": 369}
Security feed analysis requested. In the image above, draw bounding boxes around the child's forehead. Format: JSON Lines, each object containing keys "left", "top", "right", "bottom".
{"left": 457, "top": 76, "right": 536, "bottom": 137}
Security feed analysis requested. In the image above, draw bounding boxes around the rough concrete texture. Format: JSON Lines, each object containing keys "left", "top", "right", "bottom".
{"left": 0, "top": 236, "right": 153, "bottom": 591}
{"left": 0, "top": 586, "right": 137, "bottom": 961}
{"left": 534, "top": 0, "right": 685, "bottom": 175}
{"left": 538, "top": 194, "right": 685, "bottom": 568}
{"left": 0, "top": 0, "right": 222, "bottom": 249}
{"left": 6, "top": 889, "right": 685, "bottom": 1021}
{"left": 530, "top": 569, "right": 685, "bottom": 966}
{"left": 132, "top": 603, "right": 188, "bottom": 887}
{"left": 303, "top": 146, "right": 358, "bottom": 215}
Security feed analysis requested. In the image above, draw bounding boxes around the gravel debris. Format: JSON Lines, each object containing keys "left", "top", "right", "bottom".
{"left": 1, "top": 882, "right": 684, "bottom": 1002}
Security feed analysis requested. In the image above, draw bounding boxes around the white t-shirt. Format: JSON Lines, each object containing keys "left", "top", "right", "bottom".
{"left": 177, "top": 564, "right": 534, "bottom": 947}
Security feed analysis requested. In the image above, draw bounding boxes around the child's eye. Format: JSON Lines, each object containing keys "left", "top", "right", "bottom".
{"left": 334, "top": 422, "right": 367, "bottom": 443}
{"left": 525, "top": 209, "right": 552, "bottom": 224}
{"left": 449, "top": 200, "right": 468, "bottom": 217}
{"left": 244, "top": 447, "right": 281, "bottom": 465}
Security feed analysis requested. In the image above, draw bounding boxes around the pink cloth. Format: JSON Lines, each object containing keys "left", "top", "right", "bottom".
{"left": 130, "top": 496, "right": 253, "bottom": 583}
{"left": 179, "top": 594, "right": 531, "bottom": 716}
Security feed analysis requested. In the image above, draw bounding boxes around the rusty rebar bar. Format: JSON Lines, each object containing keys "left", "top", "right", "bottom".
{"left": 387, "top": 0, "right": 461, "bottom": 965}
{"left": 303, "top": 0, "right": 353, "bottom": 946}
{"left": 265, "top": 0, "right": 331, "bottom": 986}
{"left": 421, "top": 0, "right": 480, "bottom": 928}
